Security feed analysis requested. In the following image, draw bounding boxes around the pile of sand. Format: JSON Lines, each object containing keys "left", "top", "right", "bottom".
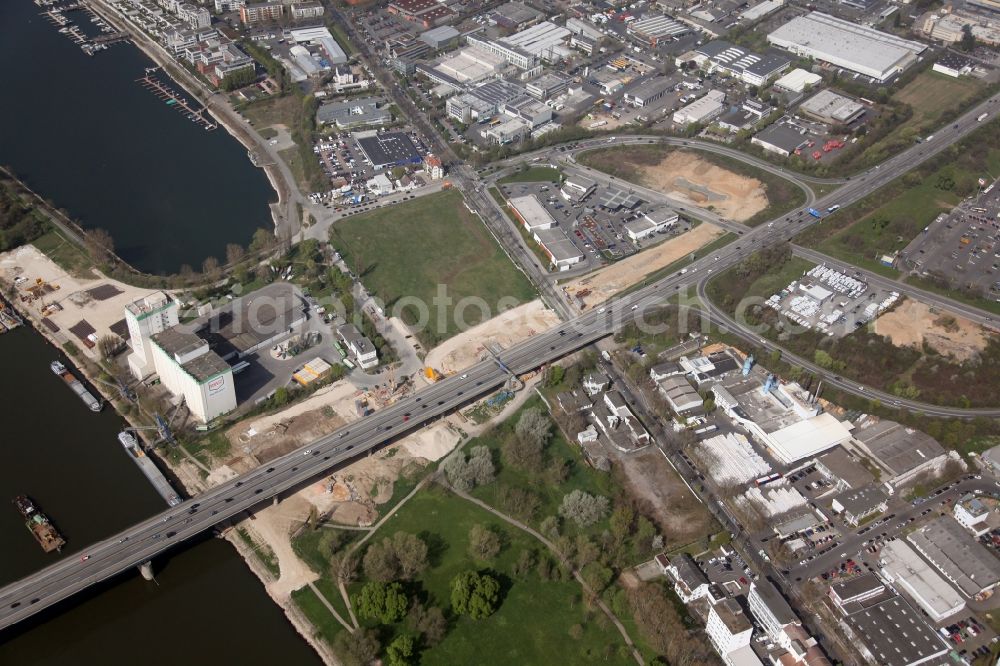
{"left": 564, "top": 224, "right": 724, "bottom": 309}
{"left": 873, "top": 299, "right": 993, "bottom": 362}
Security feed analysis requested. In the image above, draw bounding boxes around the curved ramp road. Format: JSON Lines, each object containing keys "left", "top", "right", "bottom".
{"left": 2, "top": 91, "right": 999, "bottom": 634}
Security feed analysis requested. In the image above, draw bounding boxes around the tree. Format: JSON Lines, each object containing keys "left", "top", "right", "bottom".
{"left": 249, "top": 227, "right": 275, "bottom": 252}
{"left": 386, "top": 634, "right": 415, "bottom": 666}
{"left": 960, "top": 24, "right": 976, "bottom": 52}
{"left": 451, "top": 571, "right": 501, "bottom": 619}
{"left": 221, "top": 66, "right": 256, "bottom": 92}
{"left": 84, "top": 228, "right": 115, "bottom": 264}
{"left": 559, "top": 490, "right": 610, "bottom": 527}
{"left": 406, "top": 602, "right": 448, "bottom": 646}
{"left": 392, "top": 532, "right": 428, "bottom": 580}
{"left": 332, "top": 628, "right": 380, "bottom": 666}
{"left": 362, "top": 540, "right": 400, "bottom": 582}
{"left": 201, "top": 256, "right": 221, "bottom": 282}
{"left": 443, "top": 447, "right": 495, "bottom": 491}
{"left": 355, "top": 581, "right": 408, "bottom": 623}
{"left": 97, "top": 334, "right": 125, "bottom": 360}
{"left": 225, "top": 243, "right": 246, "bottom": 266}
{"left": 468, "top": 524, "right": 502, "bottom": 561}
{"left": 503, "top": 408, "right": 551, "bottom": 472}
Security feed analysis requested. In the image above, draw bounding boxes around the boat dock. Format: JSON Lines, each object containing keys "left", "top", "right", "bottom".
{"left": 39, "top": 1, "right": 129, "bottom": 56}
{"left": 0, "top": 295, "right": 24, "bottom": 333}
{"left": 136, "top": 70, "right": 218, "bottom": 131}
{"left": 119, "top": 432, "right": 182, "bottom": 507}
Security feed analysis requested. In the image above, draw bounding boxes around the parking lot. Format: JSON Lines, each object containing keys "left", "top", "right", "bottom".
{"left": 902, "top": 180, "right": 1000, "bottom": 299}
{"left": 501, "top": 179, "right": 694, "bottom": 266}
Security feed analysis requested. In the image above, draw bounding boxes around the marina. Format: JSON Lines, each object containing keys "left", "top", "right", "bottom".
{"left": 118, "top": 431, "right": 182, "bottom": 507}
{"left": 137, "top": 69, "right": 218, "bottom": 131}
{"left": 39, "top": 0, "right": 128, "bottom": 57}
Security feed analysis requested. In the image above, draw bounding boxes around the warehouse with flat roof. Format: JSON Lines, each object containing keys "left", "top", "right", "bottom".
{"left": 627, "top": 14, "right": 689, "bottom": 46}
{"left": 908, "top": 516, "right": 1000, "bottom": 598}
{"left": 798, "top": 89, "right": 865, "bottom": 125}
{"left": 879, "top": 540, "right": 966, "bottom": 622}
{"left": 508, "top": 194, "right": 557, "bottom": 231}
{"left": 767, "top": 12, "right": 927, "bottom": 83}
{"left": 355, "top": 132, "right": 423, "bottom": 170}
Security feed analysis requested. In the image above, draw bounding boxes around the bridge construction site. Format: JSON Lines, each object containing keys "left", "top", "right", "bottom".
{"left": 136, "top": 69, "right": 218, "bottom": 131}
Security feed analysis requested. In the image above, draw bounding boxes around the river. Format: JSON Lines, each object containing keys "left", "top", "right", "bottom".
{"left": 0, "top": 327, "right": 322, "bottom": 665}
{"left": 0, "top": 0, "right": 275, "bottom": 276}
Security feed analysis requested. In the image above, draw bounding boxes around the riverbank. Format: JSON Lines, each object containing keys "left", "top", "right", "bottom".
{"left": 86, "top": 0, "right": 300, "bottom": 240}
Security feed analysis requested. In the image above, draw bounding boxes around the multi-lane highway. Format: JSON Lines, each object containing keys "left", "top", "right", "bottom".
{"left": 2, "top": 84, "right": 998, "bottom": 634}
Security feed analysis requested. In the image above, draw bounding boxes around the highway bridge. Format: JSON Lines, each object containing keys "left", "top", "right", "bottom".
{"left": 2, "top": 90, "right": 999, "bottom": 633}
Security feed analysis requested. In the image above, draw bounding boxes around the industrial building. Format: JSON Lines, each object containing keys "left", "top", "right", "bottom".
{"left": 624, "top": 208, "right": 678, "bottom": 241}
{"left": 288, "top": 26, "right": 348, "bottom": 67}
{"left": 879, "top": 540, "right": 966, "bottom": 622}
{"left": 508, "top": 195, "right": 557, "bottom": 231}
{"left": 150, "top": 328, "right": 236, "bottom": 423}
{"left": 532, "top": 227, "right": 585, "bottom": 270}
{"left": 673, "top": 90, "right": 726, "bottom": 126}
{"left": 467, "top": 21, "right": 571, "bottom": 69}
{"left": 814, "top": 447, "right": 874, "bottom": 492}
{"left": 798, "top": 90, "right": 865, "bottom": 125}
{"left": 624, "top": 76, "right": 674, "bottom": 108}
{"left": 565, "top": 17, "right": 603, "bottom": 41}
{"left": 932, "top": 53, "right": 975, "bottom": 78}
{"left": 908, "top": 516, "right": 1000, "bottom": 598}
{"left": 430, "top": 46, "right": 508, "bottom": 86}
{"left": 126, "top": 291, "right": 180, "bottom": 381}
{"left": 838, "top": 592, "right": 949, "bottom": 666}
{"left": 712, "top": 376, "right": 851, "bottom": 465}
{"left": 751, "top": 123, "right": 809, "bottom": 157}
{"left": 655, "top": 375, "right": 703, "bottom": 414}
{"left": 355, "top": 132, "right": 423, "bottom": 171}
{"left": 626, "top": 14, "right": 689, "bottom": 46}
{"left": 597, "top": 187, "right": 642, "bottom": 211}
{"left": 490, "top": 1, "right": 543, "bottom": 30}
{"left": 773, "top": 68, "right": 822, "bottom": 94}
{"left": 767, "top": 12, "right": 927, "bottom": 83}
{"left": 419, "top": 25, "right": 460, "bottom": 50}
{"left": 317, "top": 97, "right": 391, "bottom": 129}
{"left": 851, "top": 416, "right": 950, "bottom": 489}
{"left": 830, "top": 485, "right": 887, "bottom": 526}
{"left": 337, "top": 324, "right": 378, "bottom": 369}
{"left": 526, "top": 72, "right": 569, "bottom": 100}
{"left": 828, "top": 572, "right": 886, "bottom": 611}
{"left": 200, "top": 282, "right": 307, "bottom": 360}
{"left": 560, "top": 175, "right": 596, "bottom": 203}
{"left": 692, "top": 41, "right": 791, "bottom": 87}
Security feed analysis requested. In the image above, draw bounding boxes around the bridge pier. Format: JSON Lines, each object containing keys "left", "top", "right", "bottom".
{"left": 138, "top": 561, "right": 154, "bottom": 581}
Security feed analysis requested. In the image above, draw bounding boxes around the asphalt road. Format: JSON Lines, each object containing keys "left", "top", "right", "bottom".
{"left": 3, "top": 52, "right": 999, "bottom": 635}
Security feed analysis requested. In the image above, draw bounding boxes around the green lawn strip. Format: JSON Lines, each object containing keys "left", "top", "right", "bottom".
{"left": 31, "top": 230, "right": 95, "bottom": 279}
{"left": 291, "top": 584, "right": 347, "bottom": 647}
{"left": 498, "top": 166, "right": 562, "bottom": 184}
{"left": 329, "top": 189, "right": 537, "bottom": 348}
{"left": 489, "top": 186, "right": 554, "bottom": 270}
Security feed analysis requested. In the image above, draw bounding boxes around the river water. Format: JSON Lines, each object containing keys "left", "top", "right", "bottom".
{"left": 0, "top": 0, "right": 275, "bottom": 275}
{"left": 0, "top": 327, "right": 322, "bottom": 665}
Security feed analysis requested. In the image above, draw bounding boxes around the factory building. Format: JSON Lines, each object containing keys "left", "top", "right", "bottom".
{"left": 751, "top": 124, "right": 809, "bottom": 157}
{"left": 798, "top": 90, "right": 865, "bottom": 125}
{"left": 773, "top": 68, "right": 822, "bottom": 94}
{"left": 712, "top": 376, "right": 851, "bottom": 465}
{"left": 126, "top": 291, "right": 180, "bottom": 381}
{"left": 879, "top": 540, "right": 966, "bottom": 622}
{"left": 830, "top": 485, "right": 887, "bottom": 526}
{"left": 673, "top": 89, "right": 726, "bottom": 126}
{"left": 624, "top": 75, "right": 674, "bottom": 108}
{"left": 850, "top": 416, "right": 950, "bottom": 489}
{"left": 908, "top": 516, "right": 1000, "bottom": 598}
{"left": 317, "top": 97, "right": 391, "bottom": 129}
{"left": 288, "top": 27, "right": 348, "bottom": 67}
{"left": 835, "top": 590, "right": 949, "bottom": 666}
{"left": 626, "top": 14, "right": 689, "bottom": 46}
{"left": 560, "top": 175, "right": 596, "bottom": 203}
{"left": 525, "top": 72, "right": 570, "bottom": 100}
{"left": 467, "top": 21, "right": 571, "bottom": 69}
{"left": 655, "top": 375, "right": 703, "bottom": 414}
{"left": 624, "top": 208, "right": 678, "bottom": 241}
{"left": 693, "top": 41, "right": 791, "bottom": 87}
{"left": 150, "top": 328, "right": 236, "bottom": 424}
{"left": 767, "top": 12, "right": 927, "bottom": 83}
{"left": 419, "top": 25, "right": 460, "bottom": 50}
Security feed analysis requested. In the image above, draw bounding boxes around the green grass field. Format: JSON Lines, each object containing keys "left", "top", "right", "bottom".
{"left": 330, "top": 190, "right": 537, "bottom": 348}
{"left": 889, "top": 71, "right": 983, "bottom": 140}
{"left": 352, "top": 484, "right": 633, "bottom": 666}
{"left": 498, "top": 166, "right": 561, "bottom": 184}
{"left": 31, "top": 230, "right": 94, "bottom": 279}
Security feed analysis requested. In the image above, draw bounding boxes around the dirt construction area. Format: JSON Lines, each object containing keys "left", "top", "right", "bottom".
{"left": 422, "top": 299, "right": 559, "bottom": 377}
{"left": 636, "top": 152, "right": 768, "bottom": 223}
{"left": 564, "top": 223, "right": 724, "bottom": 309}
{"left": 873, "top": 299, "right": 993, "bottom": 362}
